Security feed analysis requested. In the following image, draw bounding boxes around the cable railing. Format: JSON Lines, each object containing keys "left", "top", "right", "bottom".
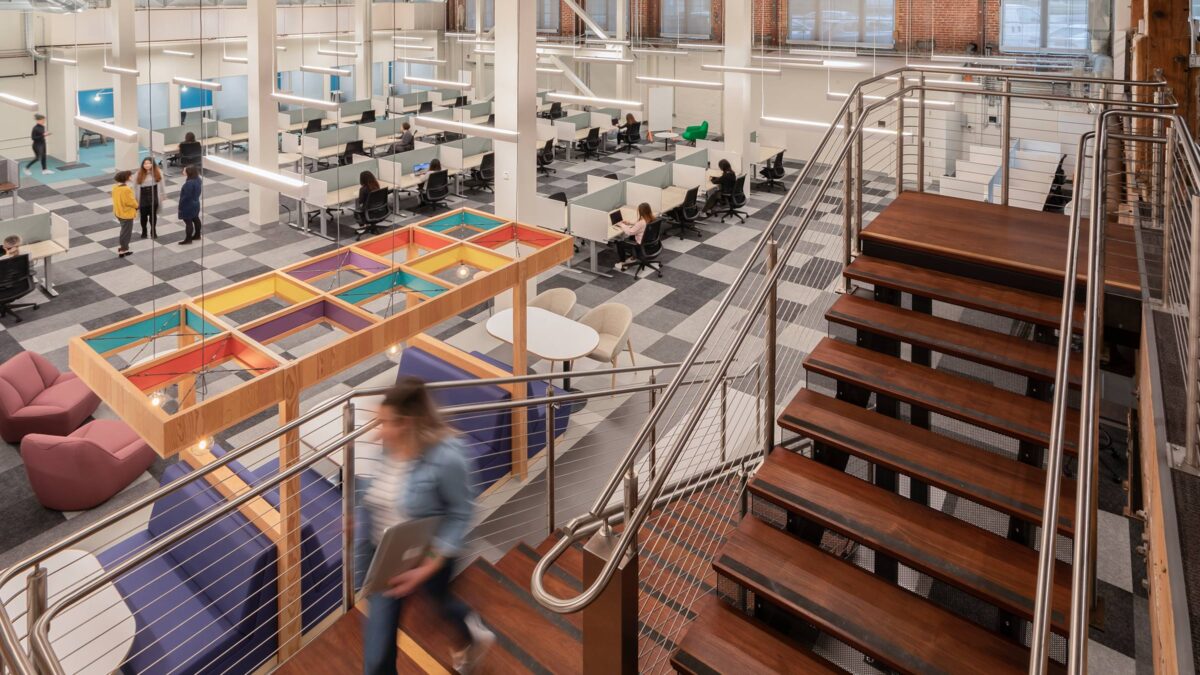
{"left": 0, "top": 357, "right": 732, "bottom": 675}
{"left": 529, "top": 65, "right": 1173, "bottom": 673}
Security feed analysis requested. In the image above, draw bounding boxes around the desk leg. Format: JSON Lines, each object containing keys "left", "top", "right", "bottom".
{"left": 41, "top": 258, "right": 57, "bottom": 297}
{"left": 585, "top": 240, "right": 614, "bottom": 278}
{"left": 563, "top": 360, "right": 573, "bottom": 391}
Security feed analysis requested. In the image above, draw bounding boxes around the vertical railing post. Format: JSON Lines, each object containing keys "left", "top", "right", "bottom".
{"left": 895, "top": 72, "right": 905, "bottom": 194}
{"left": 1185, "top": 194, "right": 1200, "bottom": 468}
{"left": 765, "top": 240, "right": 778, "bottom": 456}
{"left": 853, "top": 90, "right": 864, "bottom": 251}
{"left": 719, "top": 377, "right": 728, "bottom": 462}
{"left": 1163, "top": 127, "right": 1176, "bottom": 305}
{"left": 648, "top": 373, "right": 657, "bottom": 480}
{"left": 547, "top": 393, "right": 558, "bottom": 534}
{"left": 341, "top": 401, "right": 356, "bottom": 613}
{"left": 841, "top": 91, "right": 855, "bottom": 291}
{"left": 25, "top": 566, "right": 45, "bottom": 675}
{"left": 1000, "top": 79, "right": 1012, "bottom": 206}
{"left": 583, "top": 469, "right": 639, "bottom": 674}
{"left": 917, "top": 72, "right": 926, "bottom": 192}
{"left": 1153, "top": 89, "right": 1166, "bottom": 222}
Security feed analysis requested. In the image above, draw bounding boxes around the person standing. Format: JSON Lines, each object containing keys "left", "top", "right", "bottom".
{"left": 134, "top": 158, "right": 162, "bottom": 239}
{"left": 177, "top": 166, "right": 202, "bottom": 245}
{"left": 356, "top": 378, "right": 494, "bottom": 675}
{"left": 111, "top": 171, "right": 137, "bottom": 257}
{"left": 23, "top": 114, "right": 51, "bottom": 176}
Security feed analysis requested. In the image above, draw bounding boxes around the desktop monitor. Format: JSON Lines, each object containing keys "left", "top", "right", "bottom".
{"left": 413, "top": 162, "right": 431, "bottom": 173}
{"left": 454, "top": 96, "right": 468, "bottom": 107}
{"left": 418, "top": 101, "right": 433, "bottom": 114}
{"left": 359, "top": 109, "right": 376, "bottom": 124}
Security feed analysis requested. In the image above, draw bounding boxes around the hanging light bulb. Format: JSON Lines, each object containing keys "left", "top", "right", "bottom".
{"left": 387, "top": 344, "right": 401, "bottom": 356}
{"left": 149, "top": 391, "right": 166, "bottom": 407}
{"left": 196, "top": 437, "right": 213, "bottom": 452}
{"left": 455, "top": 263, "right": 472, "bottom": 280}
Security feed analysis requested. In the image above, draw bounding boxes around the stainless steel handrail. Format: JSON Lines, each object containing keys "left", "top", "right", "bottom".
{"left": 1029, "top": 110, "right": 1181, "bottom": 674}
{"left": 529, "top": 66, "right": 1173, "bottom": 617}
{"left": 0, "top": 357, "right": 701, "bottom": 675}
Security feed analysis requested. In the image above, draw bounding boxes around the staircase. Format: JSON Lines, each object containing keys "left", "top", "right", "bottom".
{"left": 672, "top": 193, "right": 1135, "bottom": 674}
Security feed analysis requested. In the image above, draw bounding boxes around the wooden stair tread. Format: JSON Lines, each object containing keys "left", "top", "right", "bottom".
{"left": 804, "top": 338, "right": 1080, "bottom": 453}
{"left": 845, "top": 256, "right": 1083, "bottom": 331}
{"left": 859, "top": 192, "right": 1139, "bottom": 293}
{"left": 778, "top": 389, "right": 1076, "bottom": 535}
{"left": 276, "top": 609, "right": 428, "bottom": 675}
{"left": 671, "top": 596, "right": 842, "bottom": 674}
{"left": 751, "top": 448, "right": 1073, "bottom": 635}
{"left": 717, "top": 518, "right": 1064, "bottom": 675}
{"left": 827, "top": 293, "right": 1082, "bottom": 386}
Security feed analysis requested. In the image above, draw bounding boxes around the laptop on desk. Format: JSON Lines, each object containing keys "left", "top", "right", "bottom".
{"left": 608, "top": 210, "right": 625, "bottom": 239}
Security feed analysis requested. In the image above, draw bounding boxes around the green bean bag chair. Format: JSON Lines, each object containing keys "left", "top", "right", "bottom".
{"left": 681, "top": 120, "right": 709, "bottom": 143}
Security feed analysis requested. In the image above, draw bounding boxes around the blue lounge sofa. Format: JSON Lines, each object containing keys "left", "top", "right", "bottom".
{"left": 97, "top": 462, "right": 279, "bottom": 675}
{"left": 469, "top": 351, "right": 572, "bottom": 456}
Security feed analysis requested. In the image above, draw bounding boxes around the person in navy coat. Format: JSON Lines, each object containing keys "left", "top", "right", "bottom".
{"left": 177, "top": 165, "right": 202, "bottom": 245}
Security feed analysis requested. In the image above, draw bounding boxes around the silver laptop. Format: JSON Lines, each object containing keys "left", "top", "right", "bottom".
{"left": 361, "top": 517, "right": 441, "bottom": 595}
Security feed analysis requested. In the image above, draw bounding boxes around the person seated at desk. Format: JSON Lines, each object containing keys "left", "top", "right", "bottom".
{"left": 393, "top": 122, "right": 415, "bottom": 154}
{"left": 615, "top": 202, "right": 654, "bottom": 272}
{"left": 708, "top": 158, "right": 736, "bottom": 216}
{"left": 355, "top": 171, "right": 382, "bottom": 226}
{"left": 427, "top": 158, "right": 443, "bottom": 174}
{"left": 618, "top": 113, "right": 637, "bottom": 131}
{"left": 3, "top": 235, "right": 20, "bottom": 257}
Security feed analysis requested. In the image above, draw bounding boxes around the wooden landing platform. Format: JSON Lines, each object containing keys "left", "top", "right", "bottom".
{"left": 274, "top": 609, "right": 442, "bottom": 675}
{"left": 861, "top": 192, "right": 1141, "bottom": 295}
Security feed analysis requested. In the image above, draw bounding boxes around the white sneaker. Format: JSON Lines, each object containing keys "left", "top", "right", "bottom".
{"left": 41, "top": 169, "right": 53, "bottom": 175}
{"left": 451, "top": 613, "right": 494, "bottom": 674}
{"left": 22, "top": 169, "right": 30, "bottom": 176}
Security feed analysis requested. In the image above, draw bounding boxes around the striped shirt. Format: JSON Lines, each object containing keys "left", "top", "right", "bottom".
{"left": 363, "top": 456, "right": 412, "bottom": 545}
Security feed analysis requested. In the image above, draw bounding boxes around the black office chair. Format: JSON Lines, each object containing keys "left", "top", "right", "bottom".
{"left": 179, "top": 140, "right": 203, "bottom": 172}
{"left": 418, "top": 101, "right": 433, "bottom": 114}
{"left": 304, "top": 117, "right": 324, "bottom": 134}
{"left": 625, "top": 218, "right": 663, "bottom": 278}
{"left": 575, "top": 127, "right": 601, "bottom": 160}
{"left": 617, "top": 121, "right": 642, "bottom": 153}
{"left": 755, "top": 152, "right": 786, "bottom": 193}
{"left": 0, "top": 254, "right": 38, "bottom": 322}
{"left": 358, "top": 109, "right": 376, "bottom": 124}
{"left": 467, "top": 153, "right": 494, "bottom": 193}
{"left": 665, "top": 186, "right": 703, "bottom": 239}
{"left": 417, "top": 170, "right": 450, "bottom": 212}
{"left": 720, "top": 175, "right": 749, "bottom": 223}
{"left": 339, "top": 140, "right": 366, "bottom": 166}
{"left": 537, "top": 140, "right": 557, "bottom": 176}
{"left": 485, "top": 113, "right": 495, "bottom": 126}
{"left": 354, "top": 188, "right": 392, "bottom": 240}
{"left": 454, "top": 95, "right": 468, "bottom": 107}
{"left": 548, "top": 191, "right": 567, "bottom": 204}
{"left": 540, "top": 101, "right": 564, "bottom": 120}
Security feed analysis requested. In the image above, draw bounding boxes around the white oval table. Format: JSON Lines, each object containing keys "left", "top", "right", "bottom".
{"left": 485, "top": 307, "right": 600, "bottom": 390}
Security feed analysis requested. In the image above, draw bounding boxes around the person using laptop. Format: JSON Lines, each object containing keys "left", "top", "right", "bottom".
{"left": 356, "top": 377, "right": 494, "bottom": 675}
{"left": 394, "top": 122, "right": 415, "bottom": 154}
{"left": 615, "top": 202, "right": 654, "bottom": 271}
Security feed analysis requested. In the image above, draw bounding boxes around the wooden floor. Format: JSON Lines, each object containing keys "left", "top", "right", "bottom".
{"left": 273, "top": 609, "right": 438, "bottom": 675}
{"left": 860, "top": 192, "right": 1141, "bottom": 293}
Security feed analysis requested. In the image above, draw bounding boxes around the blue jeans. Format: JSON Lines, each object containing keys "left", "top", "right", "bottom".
{"left": 362, "top": 559, "right": 471, "bottom": 675}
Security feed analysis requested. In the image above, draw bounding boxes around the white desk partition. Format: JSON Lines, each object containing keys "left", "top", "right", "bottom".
{"left": 569, "top": 182, "right": 626, "bottom": 243}
{"left": 375, "top": 155, "right": 400, "bottom": 186}
{"left": 285, "top": 169, "right": 328, "bottom": 207}
{"left": 440, "top": 137, "right": 492, "bottom": 170}
{"left": 530, "top": 194, "right": 568, "bottom": 235}
{"left": 555, "top": 113, "right": 589, "bottom": 141}
{"left": 676, "top": 147, "right": 708, "bottom": 167}
{"left": 536, "top": 121, "right": 557, "bottom": 143}
{"left": 625, "top": 181, "right": 664, "bottom": 213}
{"left": 587, "top": 174, "right": 619, "bottom": 192}
{"left": 634, "top": 158, "right": 664, "bottom": 176}
{"left": 282, "top": 132, "right": 303, "bottom": 154}
{"left": 589, "top": 112, "right": 614, "bottom": 131}
{"left": 672, "top": 162, "right": 707, "bottom": 190}
{"left": 711, "top": 149, "right": 744, "bottom": 174}
{"left": 358, "top": 126, "right": 377, "bottom": 148}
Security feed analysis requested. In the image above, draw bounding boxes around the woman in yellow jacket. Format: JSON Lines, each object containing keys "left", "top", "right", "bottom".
{"left": 111, "top": 170, "right": 137, "bottom": 258}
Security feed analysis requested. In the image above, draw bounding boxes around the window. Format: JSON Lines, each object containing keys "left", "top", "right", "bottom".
{"left": 1001, "top": 0, "right": 1089, "bottom": 51}
{"left": 538, "top": 0, "right": 560, "bottom": 31}
{"left": 465, "top": 0, "right": 494, "bottom": 31}
{"left": 587, "top": 0, "right": 617, "bottom": 34}
{"left": 787, "top": 0, "right": 894, "bottom": 47}
{"left": 661, "top": 0, "right": 711, "bottom": 38}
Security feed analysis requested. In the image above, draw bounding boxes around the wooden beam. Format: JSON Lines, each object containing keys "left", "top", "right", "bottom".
{"left": 511, "top": 273, "right": 529, "bottom": 479}
{"left": 180, "top": 448, "right": 282, "bottom": 542}
{"left": 276, "top": 368, "right": 304, "bottom": 661}
{"left": 1132, "top": 0, "right": 1195, "bottom": 130}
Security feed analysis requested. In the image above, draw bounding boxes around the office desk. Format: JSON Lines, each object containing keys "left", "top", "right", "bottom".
{"left": 299, "top": 178, "right": 399, "bottom": 240}
{"left": 662, "top": 186, "right": 689, "bottom": 212}
{"left": 749, "top": 145, "right": 784, "bottom": 191}
{"left": 656, "top": 131, "right": 681, "bottom": 150}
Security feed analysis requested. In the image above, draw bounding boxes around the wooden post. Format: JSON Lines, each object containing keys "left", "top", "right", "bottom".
{"left": 582, "top": 527, "right": 638, "bottom": 675}
{"left": 510, "top": 271, "right": 529, "bottom": 478}
{"left": 177, "top": 329, "right": 197, "bottom": 409}
{"left": 276, "top": 368, "right": 304, "bottom": 659}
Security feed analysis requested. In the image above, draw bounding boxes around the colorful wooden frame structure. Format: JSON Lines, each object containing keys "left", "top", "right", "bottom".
{"left": 68, "top": 208, "right": 573, "bottom": 459}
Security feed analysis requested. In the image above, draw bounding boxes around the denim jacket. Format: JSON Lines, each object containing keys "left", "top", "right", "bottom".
{"left": 353, "top": 437, "right": 474, "bottom": 588}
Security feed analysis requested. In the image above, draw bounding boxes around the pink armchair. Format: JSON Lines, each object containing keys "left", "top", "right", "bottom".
{"left": 0, "top": 351, "right": 99, "bottom": 442}
{"left": 21, "top": 419, "right": 157, "bottom": 511}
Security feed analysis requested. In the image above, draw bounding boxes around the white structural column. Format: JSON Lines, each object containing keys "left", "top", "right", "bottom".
{"left": 247, "top": 0, "right": 280, "bottom": 225}
{"left": 721, "top": 0, "right": 752, "bottom": 158}
{"left": 492, "top": 0, "right": 537, "bottom": 221}
{"left": 109, "top": 0, "right": 138, "bottom": 170}
{"left": 614, "top": 0, "right": 628, "bottom": 99}
{"left": 354, "top": 0, "right": 373, "bottom": 100}
{"left": 45, "top": 62, "right": 76, "bottom": 164}
{"left": 472, "top": 0, "right": 486, "bottom": 94}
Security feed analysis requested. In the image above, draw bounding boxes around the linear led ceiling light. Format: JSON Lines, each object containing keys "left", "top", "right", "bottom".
{"left": 700, "top": 64, "right": 781, "bottom": 75}
{"left": 403, "top": 75, "right": 470, "bottom": 88}
{"left": 573, "top": 55, "right": 635, "bottom": 65}
{"left": 395, "top": 56, "right": 447, "bottom": 65}
{"left": 930, "top": 54, "right": 1021, "bottom": 66}
{"left": 74, "top": 116, "right": 138, "bottom": 142}
{"left": 414, "top": 115, "right": 519, "bottom": 142}
{"left": 271, "top": 92, "right": 340, "bottom": 111}
{"left": 885, "top": 75, "right": 981, "bottom": 87}
{"left": 162, "top": 49, "right": 194, "bottom": 57}
{"left": 49, "top": 56, "right": 77, "bottom": 65}
{"left": 171, "top": 77, "right": 222, "bottom": 91}
{"left": 276, "top": 45, "right": 288, "bottom": 51}
{"left": 631, "top": 48, "right": 686, "bottom": 56}
{"left": 682, "top": 43, "right": 723, "bottom": 51}
{"left": 222, "top": 55, "right": 248, "bottom": 64}
{"left": 393, "top": 43, "right": 434, "bottom": 51}
{"left": 393, "top": 36, "right": 425, "bottom": 42}
{"left": 458, "top": 38, "right": 495, "bottom": 45}
{"left": 102, "top": 64, "right": 139, "bottom": 76}
{"left": 536, "top": 66, "right": 563, "bottom": 74}
{"left": 445, "top": 32, "right": 475, "bottom": 38}
{"left": 0, "top": 93, "right": 37, "bottom": 111}
{"left": 205, "top": 155, "right": 307, "bottom": 198}
{"left": 790, "top": 48, "right": 857, "bottom": 58}
{"left": 301, "top": 64, "right": 352, "bottom": 77}
{"left": 317, "top": 47, "right": 357, "bottom": 57}
{"left": 546, "top": 92, "right": 643, "bottom": 110}
{"left": 329, "top": 39, "right": 362, "bottom": 45}
{"left": 635, "top": 75, "right": 724, "bottom": 90}
{"left": 827, "top": 90, "right": 955, "bottom": 107}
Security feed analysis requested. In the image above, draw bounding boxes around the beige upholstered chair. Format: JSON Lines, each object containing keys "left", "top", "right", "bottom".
{"left": 529, "top": 288, "right": 577, "bottom": 318}
{"left": 578, "top": 303, "right": 635, "bottom": 387}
